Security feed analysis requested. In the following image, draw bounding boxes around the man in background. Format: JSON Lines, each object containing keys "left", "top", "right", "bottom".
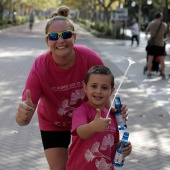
{"left": 131, "top": 19, "right": 139, "bottom": 46}
{"left": 146, "top": 12, "right": 167, "bottom": 79}
{"left": 29, "top": 11, "right": 35, "bottom": 31}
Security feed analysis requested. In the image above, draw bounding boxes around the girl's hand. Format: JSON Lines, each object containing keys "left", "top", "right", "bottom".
{"left": 122, "top": 141, "right": 132, "bottom": 158}
{"left": 92, "top": 109, "right": 111, "bottom": 132}
{"left": 111, "top": 104, "right": 128, "bottom": 120}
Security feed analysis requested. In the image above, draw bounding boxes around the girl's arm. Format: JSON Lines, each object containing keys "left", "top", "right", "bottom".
{"left": 122, "top": 141, "right": 132, "bottom": 158}
{"left": 77, "top": 109, "right": 111, "bottom": 139}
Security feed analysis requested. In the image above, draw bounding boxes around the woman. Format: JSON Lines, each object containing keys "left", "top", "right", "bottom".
{"left": 16, "top": 6, "right": 129, "bottom": 170}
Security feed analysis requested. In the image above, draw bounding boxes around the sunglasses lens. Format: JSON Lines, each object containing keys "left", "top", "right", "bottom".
{"left": 47, "top": 31, "right": 73, "bottom": 40}
{"left": 49, "top": 33, "right": 58, "bottom": 40}
{"left": 62, "top": 31, "right": 73, "bottom": 39}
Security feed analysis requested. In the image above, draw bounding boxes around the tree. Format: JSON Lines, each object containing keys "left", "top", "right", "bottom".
{"left": 0, "top": 0, "right": 9, "bottom": 23}
{"left": 96, "top": 0, "right": 116, "bottom": 24}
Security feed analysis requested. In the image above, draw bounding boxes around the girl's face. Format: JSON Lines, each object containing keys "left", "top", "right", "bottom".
{"left": 83, "top": 74, "right": 114, "bottom": 110}
{"left": 45, "top": 20, "right": 76, "bottom": 60}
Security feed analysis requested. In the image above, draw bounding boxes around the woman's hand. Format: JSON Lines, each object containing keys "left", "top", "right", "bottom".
{"left": 16, "top": 89, "right": 36, "bottom": 126}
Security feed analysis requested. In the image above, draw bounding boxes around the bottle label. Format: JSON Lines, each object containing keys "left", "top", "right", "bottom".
{"left": 115, "top": 114, "right": 126, "bottom": 126}
{"left": 114, "top": 151, "right": 123, "bottom": 164}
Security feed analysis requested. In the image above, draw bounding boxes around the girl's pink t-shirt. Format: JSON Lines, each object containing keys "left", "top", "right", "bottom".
{"left": 67, "top": 102, "right": 119, "bottom": 170}
{"left": 22, "top": 45, "right": 104, "bottom": 131}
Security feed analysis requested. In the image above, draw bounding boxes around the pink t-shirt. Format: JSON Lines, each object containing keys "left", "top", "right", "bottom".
{"left": 22, "top": 45, "right": 104, "bottom": 131}
{"left": 67, "top": 102, "right": 119, "bottom": 170}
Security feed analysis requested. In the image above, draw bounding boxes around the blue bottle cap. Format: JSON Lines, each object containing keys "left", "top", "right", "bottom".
{"left": 123, "top": 131, "right": 129, "bottom": 137}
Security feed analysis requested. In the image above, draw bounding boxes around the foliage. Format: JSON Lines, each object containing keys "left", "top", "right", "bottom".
{"left": 15, "top": 15, "right": 29, "bottom": 25}
{"left": 77, "top": 18, "right": 86, "bottom": 25}
{"left": 58, "top": 0, "right": 82, "bottom": 9}
{"left": 77, "top": 18, "right": 124, "bottom": 39}
{"left": 1, "top": 0, "right": 170, "bottom": 40}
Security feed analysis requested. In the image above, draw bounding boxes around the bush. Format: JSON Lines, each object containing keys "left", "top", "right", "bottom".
{"left": 77, "top": 18, "right": 125, "bottom": 39}
{"left": 94, "top": 22, "right": 104, "bottom": 32}
{"left": 12, "top": 15, "right": 30, "bottom": 25}
{"left": 77, "top": 18, "right": 86, "bottom": 25}
{"left": 16, "top": 16, "right": 22, "bottom": 24}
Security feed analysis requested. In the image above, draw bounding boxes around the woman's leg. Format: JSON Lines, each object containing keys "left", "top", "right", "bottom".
{"left": 40, "top": 130, "right": 71, "bottom": 170}
{"left": 147, "top": 55, "right": 154, "bottom": 75}
{"left": 159, "top": 56, "right": 165, "bottom": 72}
{"left": 45, "top": 148, "right": 68, "bottom": 170}
{"left": 159, "top": 56, "right": 165, "bottom": 79}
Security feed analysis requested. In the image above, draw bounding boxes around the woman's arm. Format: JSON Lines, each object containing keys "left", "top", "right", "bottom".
{"left": 16, "top": 89, "right": 37, "bottom": 126}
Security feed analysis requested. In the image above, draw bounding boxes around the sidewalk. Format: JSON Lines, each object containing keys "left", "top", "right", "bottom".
{"left": 76, "top": 24, "right": 170, "bottom": 170}
{"left": 0, "top": 20, "right": 170, "bottom": 170}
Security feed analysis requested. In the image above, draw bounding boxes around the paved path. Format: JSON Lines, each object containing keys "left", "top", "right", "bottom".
{"left": 0, "top": 20, "right": 170, "bottom": 170}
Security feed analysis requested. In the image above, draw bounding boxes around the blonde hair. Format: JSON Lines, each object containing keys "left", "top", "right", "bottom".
{"left": 45, "top": 6, "right": 74, "bottom": 34}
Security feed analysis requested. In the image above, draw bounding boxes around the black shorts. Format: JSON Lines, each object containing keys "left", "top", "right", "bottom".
{"left": 146, "top": 45, "right": 165, "bottom": 56}
{"left": 40, "top": 130, "right": 71, "bottom": 150}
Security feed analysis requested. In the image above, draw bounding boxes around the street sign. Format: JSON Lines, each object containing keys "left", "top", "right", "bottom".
{"left": 113, "top": 8, "right": 128, "bottom": 21}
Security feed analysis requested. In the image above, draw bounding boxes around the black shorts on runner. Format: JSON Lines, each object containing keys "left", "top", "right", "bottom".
{"left": 40, "top": 130, "right": 71, "bottom": 150}
{"left": 147, "top": 45, "right": 165, "bottom": 56}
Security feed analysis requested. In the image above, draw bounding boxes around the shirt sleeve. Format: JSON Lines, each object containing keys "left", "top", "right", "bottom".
{"left": 71, "top": 105, "right": 88, "bottom": 136}
{"left": 22, "top": 66, "right": 42, "bottom": 105}
{"left": 74, "top": 45, "right": 104, "bottom": 67}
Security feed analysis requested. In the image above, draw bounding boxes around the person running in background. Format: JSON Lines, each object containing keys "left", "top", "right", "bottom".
{"left": 67, "top": 65, "right": 132, "bottom": 170}
{"left": 29, "top": 11, "right": 35, "bottom": 31}
{"left": 131, "top": 19, "right": 139, "bottom": 46}
{"left": 16, "top": 6, "right": 129, "bottom": 170}
{"left": 146, "top": 12, "right": 167, "bottom": 79}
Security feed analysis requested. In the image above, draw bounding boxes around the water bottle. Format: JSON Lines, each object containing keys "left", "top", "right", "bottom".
{"left": 114, "top": 96, "right": 127, "bottom": 130}
{"left": 114, "top": 131, "right": 129, "bottom": 167}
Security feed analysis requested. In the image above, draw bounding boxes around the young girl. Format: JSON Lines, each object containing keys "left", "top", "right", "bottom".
{"left": 67, "top": 65, "right": 132, "bottom": 170}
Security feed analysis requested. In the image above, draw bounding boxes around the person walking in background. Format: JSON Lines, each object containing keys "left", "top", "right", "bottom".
{"left": 66, "top": 65, "right": 132, "bottom": 170}
{"left": 15, "top": 6, "right": 129, "bottom": 170}
{"left": 29, "top": 11, "right": 35, "bottom": 31}
{"left": 146, "top": 12, "right": 167, "bottom": 79}
{"left": 131, "top": 19, "right": 139, "bottom": 46}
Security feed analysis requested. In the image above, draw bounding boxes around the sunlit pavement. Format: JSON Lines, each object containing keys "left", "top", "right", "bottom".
{"left": 0, "top": 20, "right": 170, "bottom": 170}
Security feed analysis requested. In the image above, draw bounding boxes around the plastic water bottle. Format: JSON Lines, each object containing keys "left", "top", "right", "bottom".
{"left": 114, "top": 96, "right": 127, "bottom": 130}
{"left": 114, "top": 131, "right": 129, "bottom": 167}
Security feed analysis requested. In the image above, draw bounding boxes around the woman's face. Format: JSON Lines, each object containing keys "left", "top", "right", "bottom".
{"left": 46, "top": 20, "right": 76, "bottom": 60}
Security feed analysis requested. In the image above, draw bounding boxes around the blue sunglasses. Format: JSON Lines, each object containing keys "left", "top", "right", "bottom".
{"left": 46, "top": 30, "right": 74, "bottom": 41}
